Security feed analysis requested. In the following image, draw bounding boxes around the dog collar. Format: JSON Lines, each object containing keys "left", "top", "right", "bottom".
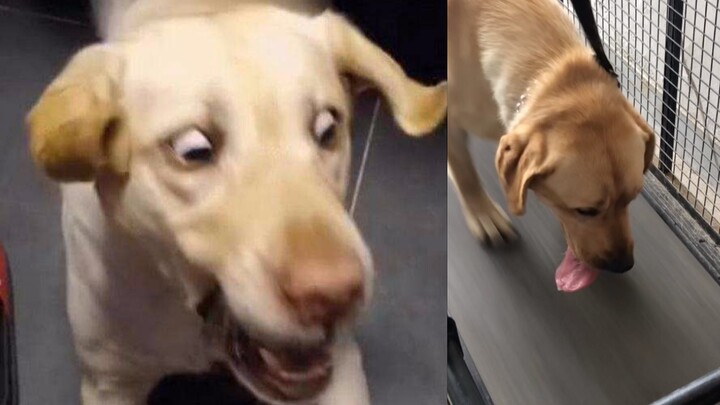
{"left": 514, "top": 79, "right": 539, "bottom": 116}
{"left": 510, "top": 80, "right": 540, "bottom": 128}
{"left": 514, "top": 89, "right": 530, "bottom": 115}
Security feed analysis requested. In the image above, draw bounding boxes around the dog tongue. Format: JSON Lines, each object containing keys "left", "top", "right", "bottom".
{"left": 555, "top": 248, "right": 600, "bottom": 292}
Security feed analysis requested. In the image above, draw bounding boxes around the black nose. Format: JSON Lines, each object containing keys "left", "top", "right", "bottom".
{"left": 599, "top": 255, "right": 634, "bottom": 273}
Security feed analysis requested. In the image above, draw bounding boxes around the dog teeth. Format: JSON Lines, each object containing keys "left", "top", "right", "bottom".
{"left": 232, "top": 340, "right": 243, "bottom": 360}
{"left": 259, "top": 347, "right": 284, "bottom": 370}
{"left": 277, "top": 365, "right": 328, "bottom": 383}
{"left": 258, "top": 347, "right": 330, "bottom": 383}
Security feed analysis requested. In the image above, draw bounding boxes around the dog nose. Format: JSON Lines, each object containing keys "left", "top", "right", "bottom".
{"left": 282, "top": 259, "right": 364, "bottom": 327}
{"left": 599, "top": 254, "right": 634, "bottom": 273}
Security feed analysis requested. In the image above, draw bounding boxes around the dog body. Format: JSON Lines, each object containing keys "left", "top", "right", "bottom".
{"left": 29, "top": 1, "right": 446, "bottom": 403}
{"left": 448, "top": 0, "right": 655, "bottom": 290}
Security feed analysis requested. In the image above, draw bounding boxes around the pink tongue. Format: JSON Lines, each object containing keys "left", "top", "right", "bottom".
{"left": 555, "top": 248, "right": 600, "bottom": 292}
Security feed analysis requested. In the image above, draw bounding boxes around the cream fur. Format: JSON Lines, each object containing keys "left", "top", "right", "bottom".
{"left": 28, "top": 1, "right": 447, "bottom": 403}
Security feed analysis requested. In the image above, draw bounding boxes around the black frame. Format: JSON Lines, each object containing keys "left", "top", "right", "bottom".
{"left": 651, "top": 367, "right": 720, "bottom": 405}
{"left": 447, "top": 316, "right": 493, "bottom": 405}
{"left": 659, "top": 0, "right": 686, "bottom": 175}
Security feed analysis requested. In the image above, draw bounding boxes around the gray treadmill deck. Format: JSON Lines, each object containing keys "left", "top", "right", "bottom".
{"left": 449, "top": 137, "right": 720, "bottom": 405}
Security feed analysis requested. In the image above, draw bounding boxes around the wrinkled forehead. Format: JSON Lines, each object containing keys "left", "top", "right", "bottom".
{"left": 119, "top": 13, "right": 343, "bottom": 140}
{"left": 541, "top": 133, "right": 646, "bottom": 207}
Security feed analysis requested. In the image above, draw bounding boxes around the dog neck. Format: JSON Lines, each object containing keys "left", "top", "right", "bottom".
{"left": 508, "top": 80, "right": 538, "bottom": 129}
{"left": 513, "top": 82, "right": 534, "bottom": 118}
{"left": 508, "top": 48, "right": 605, "bottom": 129}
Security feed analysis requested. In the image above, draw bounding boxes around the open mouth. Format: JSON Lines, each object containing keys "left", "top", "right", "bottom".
{"left": 555, "top": 248, "right": 600, "bottom": 292}
{"left": 199, "top": 289, "right": 333, "bottom": 403}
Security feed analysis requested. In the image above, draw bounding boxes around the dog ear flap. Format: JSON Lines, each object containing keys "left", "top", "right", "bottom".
{"left": 495, "top": 130, "right": 550, "bottom": 216}
{"left": 27, "top": 44, "right": 128, "bottom": 182}
{"left": 642, "top": 127, "right": 656, "bottom": 173}
{"left": 625, "top": 104, "right": 656, "bottom": 173}
{"left": 322, "top": 12, "right": 447, "bottom": 136}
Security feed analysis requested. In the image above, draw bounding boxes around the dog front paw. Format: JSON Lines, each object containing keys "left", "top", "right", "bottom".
{"left": 462, "top": 199, "right": 517, "bottom": 246}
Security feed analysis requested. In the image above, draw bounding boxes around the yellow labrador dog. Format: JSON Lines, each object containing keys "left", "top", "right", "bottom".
{"left": 448, "top": 0, "right": 655, "bottom": 291}
{"left": 26, "top": 0, "right": 446, "bottom": 403}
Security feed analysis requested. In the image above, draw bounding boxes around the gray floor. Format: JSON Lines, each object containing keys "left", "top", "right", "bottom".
{"left": 0, "top": 4, "right": 446, "bottom": 404}
{"left": 449, "top": 137, "right": 720, "bottom": 405}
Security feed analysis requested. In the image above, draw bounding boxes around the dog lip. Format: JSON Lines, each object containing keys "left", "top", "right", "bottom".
{"left": 200, "top": 291, "right": 332, "bottom": 402}
{"left": 599, "top": 261, "right": 634, "bottom": 274}
{"left": 226, "top": 327, "right": 333, "bottom": 402}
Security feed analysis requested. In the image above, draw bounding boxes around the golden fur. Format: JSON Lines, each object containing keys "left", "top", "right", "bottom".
{"left": 448, "top": 0, "right": 654, "bottom": 271}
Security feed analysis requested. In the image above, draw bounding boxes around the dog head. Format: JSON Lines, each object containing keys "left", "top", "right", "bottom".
{"left": 27, "top": 7, "right": 446, "bottom": 402}
{"left": 496, "top": 55, "right": 654, "bottom": 284}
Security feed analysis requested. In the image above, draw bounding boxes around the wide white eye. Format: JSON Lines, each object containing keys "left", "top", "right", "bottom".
{"left": 170, "top": 129, "right": 214, "bottom": 163}
{"left": 313, "top": 109, "right": 338, "bottom": 148}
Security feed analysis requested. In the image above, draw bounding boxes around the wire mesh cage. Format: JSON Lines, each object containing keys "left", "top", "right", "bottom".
{"left": 560, "top": 0, "right": 720, "bottom": 239}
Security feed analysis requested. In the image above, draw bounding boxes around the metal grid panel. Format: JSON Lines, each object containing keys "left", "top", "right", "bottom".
{"left": 560, "top": 0, "right": 720, "bottom": 236}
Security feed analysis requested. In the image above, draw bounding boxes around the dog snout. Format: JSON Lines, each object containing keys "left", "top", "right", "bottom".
{"left": 282, "top": 258, "right": 364, "bottom": 328}
{"left": 597, "top": 253, "right": 634, "bottom": 273}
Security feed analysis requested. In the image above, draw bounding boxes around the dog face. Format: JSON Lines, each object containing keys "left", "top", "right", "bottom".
{"left": 27, "top": 8, "right": 446, "bottom": 403}
{"left": 497, "top": 65, "right": 654, "bottom": 274}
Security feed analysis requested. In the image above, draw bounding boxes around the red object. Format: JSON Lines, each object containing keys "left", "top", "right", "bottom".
{"left": 0, "top": 244, "right": 10, "bottom": 317}
{"left": 0, "top": 241, "right": 17, "bottom": 405}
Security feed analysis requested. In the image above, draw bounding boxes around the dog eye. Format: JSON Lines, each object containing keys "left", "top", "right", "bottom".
{"left": 170, "top": 129, "right": 214, "bottom": 163}
{"left": 313, "top": 109, "right": 338, "bottom": 148}
{"left": 575, "top": 207, "right": 600, "bottom": 217}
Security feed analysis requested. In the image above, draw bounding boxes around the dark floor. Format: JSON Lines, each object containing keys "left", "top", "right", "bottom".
{"left": 448, "top": 137, "right": 720, "bottom": 405}
{"left": 0, "top": 3, "right": 446, "bottom": 404}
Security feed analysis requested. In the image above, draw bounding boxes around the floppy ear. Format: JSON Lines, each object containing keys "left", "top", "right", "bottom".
{"left": 322, "top": 12, "right": 447, "bottom": 136}
{"left": 26, "top": 45, "right": 128, "bottom": 182}
{"left": 642, "top": 126, "right": 656, "bottom": 173}
{"left": 495, "top": 130, "right": 551, "bottom": 216}
{"left": 626, "top": 105, "right": 656, "bottom": 173}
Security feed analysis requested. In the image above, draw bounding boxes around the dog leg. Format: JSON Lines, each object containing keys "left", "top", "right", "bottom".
{"left": 448, "top": 118, "right": 516, "bottom": 245}
{"left": 317, "top": 336, "right": 370, "bottom": 405}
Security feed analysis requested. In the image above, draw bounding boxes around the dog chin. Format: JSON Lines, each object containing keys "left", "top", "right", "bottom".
{"left": 218, "top": 321, "right": 335, "bottom": 404}
{"left": 224, "top": 344, "right": 332, "bottom": 405}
